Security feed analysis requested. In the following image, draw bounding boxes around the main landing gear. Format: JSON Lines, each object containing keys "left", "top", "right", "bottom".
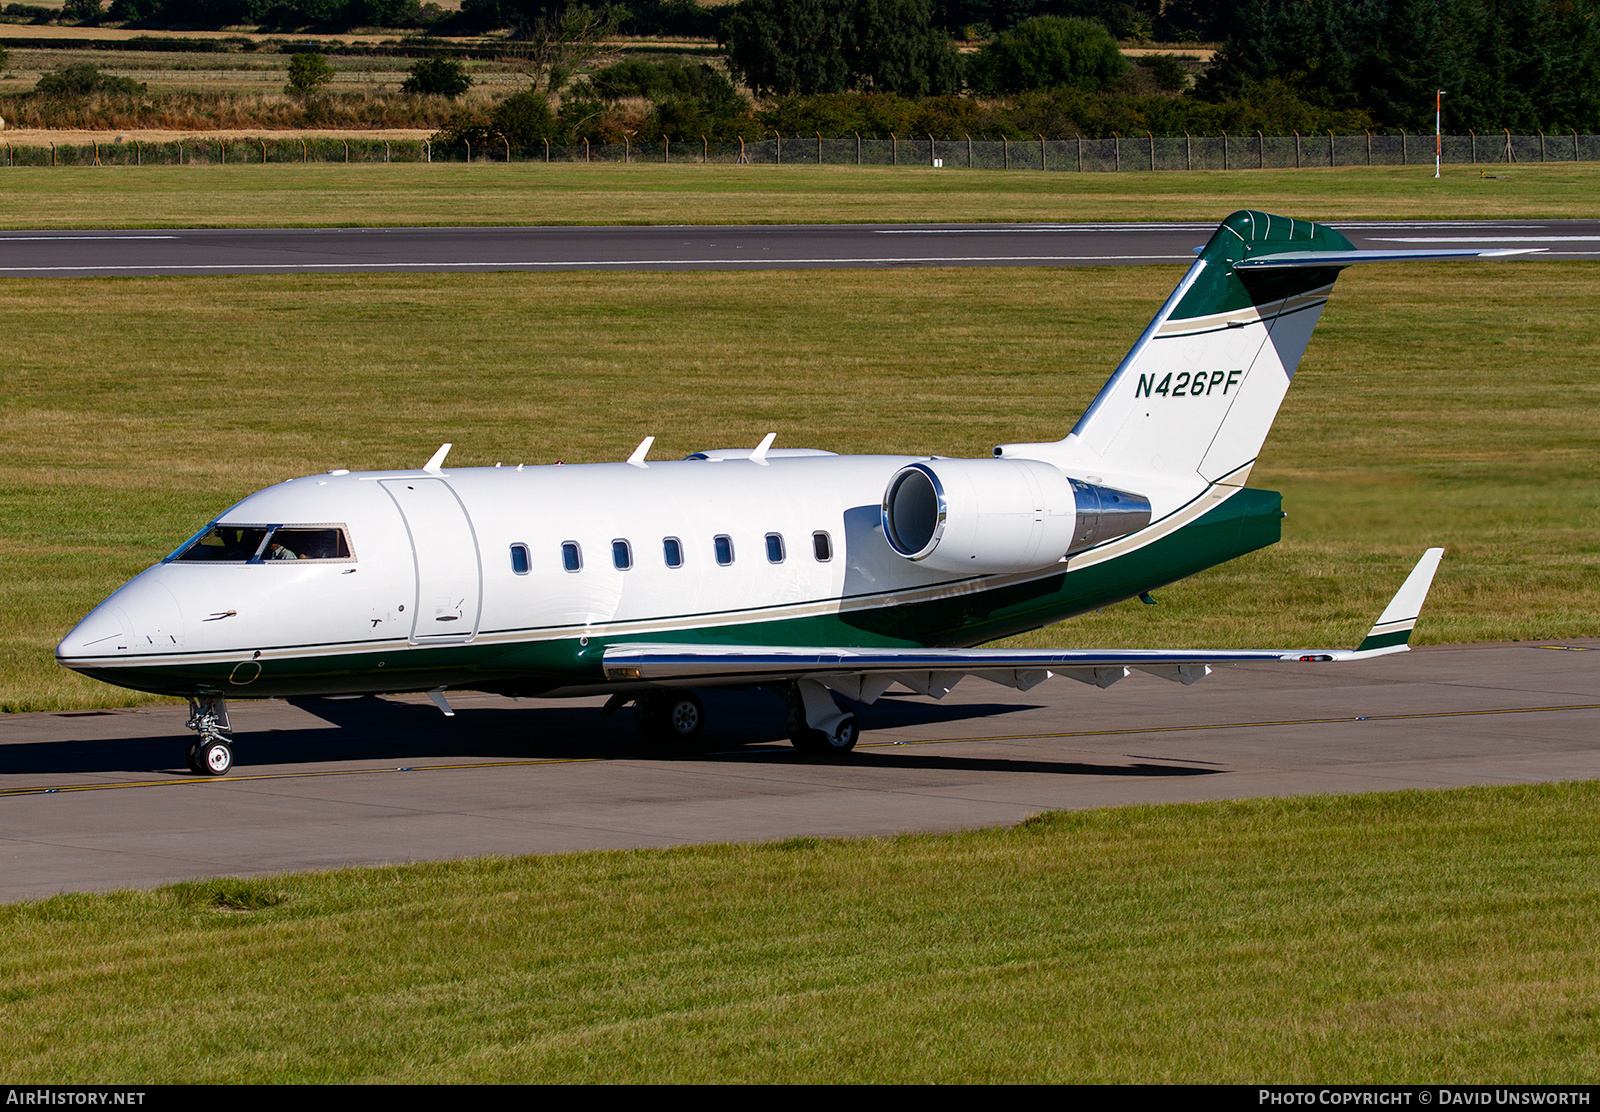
{"left": 784, "top": 679, "right": 859, "bottom": 756}
{"left": 184, "top": 694, "right": 235, "bottom": 776}
{"left": 622, "top": 681, "right": 860, "bottom": 756}
{"left": 632, "top": 689, "right": 707, "bottom": 743}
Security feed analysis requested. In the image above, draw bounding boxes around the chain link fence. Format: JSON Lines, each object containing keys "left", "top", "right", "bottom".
{"left": 6, "top": 132, "right": 1599, "bottom": 169}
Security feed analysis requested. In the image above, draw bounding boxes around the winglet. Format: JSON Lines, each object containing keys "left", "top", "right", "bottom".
{"left": 627, "top": 435, "right": 655, "bottom": 466}
{"left": 423, "top": 443, "right": 452, "bottom": 473}
{"left": 1355, "top": 548, "right": 1444, "bottom": 653}
{"left": 749, "top": 432, "right": 776, "bottom": 464}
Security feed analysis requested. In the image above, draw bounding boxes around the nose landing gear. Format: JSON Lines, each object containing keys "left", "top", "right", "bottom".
{"left": 185, "top": 694, "right": 235, "bottom": 776}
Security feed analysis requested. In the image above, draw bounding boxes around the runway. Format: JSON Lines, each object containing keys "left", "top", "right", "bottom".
{"left": 1, "top": 219, "right": 1598, "bottom": 275}
{"left": 3, "top": 640, "right": 1598, "bottom": 902}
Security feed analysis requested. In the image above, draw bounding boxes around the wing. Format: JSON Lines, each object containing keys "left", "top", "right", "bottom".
{"left": 603, "top": 549, "right": 1445, "bottom": 702}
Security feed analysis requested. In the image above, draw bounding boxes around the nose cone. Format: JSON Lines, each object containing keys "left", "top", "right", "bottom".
{"left": 57, "top": 573, "right": 185, "bottom": 668}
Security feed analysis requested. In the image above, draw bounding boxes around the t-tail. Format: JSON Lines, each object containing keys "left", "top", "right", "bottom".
{"left": 996, "top": 210, "right": 1529, "bottom": 499}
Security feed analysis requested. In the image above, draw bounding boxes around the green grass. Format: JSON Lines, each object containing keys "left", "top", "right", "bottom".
{"left": 0, "top": 161, "right": 1598, "bottom": 228}
{"left": 4, "top": 782, "right": 1599, "bottom": 1081}
{"left": 4, "top": 261, "right": 1598, "bottom": 710}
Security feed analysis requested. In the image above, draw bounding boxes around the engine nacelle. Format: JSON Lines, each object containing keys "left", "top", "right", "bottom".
{"left": 881, "top": 459, "right": 1151, "bottom": 574}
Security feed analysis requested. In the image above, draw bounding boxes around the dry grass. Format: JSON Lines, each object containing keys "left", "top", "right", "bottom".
{"left": 2, "top": 261, "right": 1596, "bottom": 711}
{"left": 0, "top": 162, "right": 1597, "bottom": 228}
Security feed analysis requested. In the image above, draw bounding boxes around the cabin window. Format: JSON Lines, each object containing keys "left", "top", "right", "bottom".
{"left": 813, "top": 531, "right": 833, "bottom": 562}
{"left": 561, "top": 541, "right": 582, "bottom": 572}
{"left": 714, "top": 534, "right": 734, "bottom": 566}
{"left": 663, "top": 537, "right": 683, "bottom": 568}
{"left": 510, "top": 544, "right": 531, "bottom": 575}
{"left": 613, "top": 539, "right": 633, "bottom": 571}
{"left": 765, "top": 533, "right": 786, "bottom": 564}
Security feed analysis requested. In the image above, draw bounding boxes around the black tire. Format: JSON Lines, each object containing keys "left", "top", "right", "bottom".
{"left": 790, "top": 715, "right": 859, "bottom": 756}
{"left": 662, "top": 691, "right": 705, "bottom": 742}
{"left": 634, "top": 691, "right": 706, "bottom": 744}
{"left": 185, "top": 741, "right": 204, "bottom": 775}
{"left": 197, "top": 739, "right": 233, "bottom": 776}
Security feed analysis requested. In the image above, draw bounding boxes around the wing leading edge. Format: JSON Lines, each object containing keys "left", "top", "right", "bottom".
{"left": 602, "top": 548, "right": 1445, "bottom": 702}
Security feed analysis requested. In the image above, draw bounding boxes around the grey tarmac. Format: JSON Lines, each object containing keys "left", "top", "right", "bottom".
{"left": 3, "top": 640, "right": 1598, "bottom": 902}
{"left": 0, "top": 219, "right": 1598, "bottom": 275}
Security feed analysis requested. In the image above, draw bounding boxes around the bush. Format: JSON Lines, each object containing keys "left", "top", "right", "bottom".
{"left": 35, "top": 64, "right": 145, "bottom": 97}
{"left": 967, "top": 16, "right": 1128, "bottom": 95}
{"left": 401, "top": 57, "right": 472, "bottom": 97}
{"left": 286, "top": 52, "right": 334, "bottom": 95}
{"left": 62, "top": 0, "right": 103, "bottom": 22}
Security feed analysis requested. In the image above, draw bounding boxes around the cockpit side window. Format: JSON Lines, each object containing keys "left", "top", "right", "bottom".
{"left": 263, "top": 527, "right": 352, "bottom": 561}
{"left": 170, "top": 524, "right": 353, "bottom": 563}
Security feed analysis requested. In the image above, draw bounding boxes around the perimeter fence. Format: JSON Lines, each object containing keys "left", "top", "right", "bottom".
{"left": 6, "top": 130, "right": 1600, "bottom": 169}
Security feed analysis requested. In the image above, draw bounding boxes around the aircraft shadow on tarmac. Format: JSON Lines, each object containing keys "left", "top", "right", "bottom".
{"left": 4, "top": 690, "right": 1222, "bottom": 779}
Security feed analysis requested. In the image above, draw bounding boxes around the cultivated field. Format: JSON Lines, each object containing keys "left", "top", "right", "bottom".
{"left": 0, "top": 162, "right": 1597, "bottom": 227}
{"left": 4, "top": 261, "right": 1597, "bottom": 711}
{"left": 3, "top": 782, "right": 1597, "bottom": 1081}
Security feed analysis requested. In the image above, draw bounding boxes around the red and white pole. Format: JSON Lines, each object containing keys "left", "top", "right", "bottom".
{"left": 1435, "top": 90, "right": 1445, "bottom": 178}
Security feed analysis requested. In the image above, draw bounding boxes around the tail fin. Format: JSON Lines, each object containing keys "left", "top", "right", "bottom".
{"left": 1019, "top": 210, "right": 1352, "bottom": 488}
{"left": 997, "top": 210, "right": 1528, "bottom": 491}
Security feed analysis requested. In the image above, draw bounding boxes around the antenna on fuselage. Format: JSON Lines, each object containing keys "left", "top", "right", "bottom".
{"left": 749, "top": 432, "right": 776, "bottom": 465}
{"left": 627, "top": 436, "right": 655, "bottom": 466}
{"left": 423, "top": 443, "right": 452, "bottom": 473}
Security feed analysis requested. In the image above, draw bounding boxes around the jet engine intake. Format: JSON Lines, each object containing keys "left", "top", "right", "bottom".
{"left": 882, "top": 459, "right": 1150, "bottom": 574}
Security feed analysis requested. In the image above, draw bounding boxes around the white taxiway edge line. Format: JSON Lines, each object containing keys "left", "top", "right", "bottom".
{"left": 0, "top": 254, "right": 1200, "bottom": 273}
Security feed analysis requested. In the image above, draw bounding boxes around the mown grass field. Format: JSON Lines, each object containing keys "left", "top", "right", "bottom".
{"left": 4, "top": 783, "right": 1598, "bottom": 1082}
{"left": 4, "top": 260, "right": 1597, "bottom": 711}
{"left": 0, "top": 161, "right": 1597, "bottom": 227}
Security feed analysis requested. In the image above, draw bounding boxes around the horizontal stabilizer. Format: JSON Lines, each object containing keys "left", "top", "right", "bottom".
{"left": 1236, "top": 248, "right": 1538, "bottom": 269}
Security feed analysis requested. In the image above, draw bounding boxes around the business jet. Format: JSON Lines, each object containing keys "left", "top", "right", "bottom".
{"left": 56, "top": 211, "right": 1526, "bottom": 775}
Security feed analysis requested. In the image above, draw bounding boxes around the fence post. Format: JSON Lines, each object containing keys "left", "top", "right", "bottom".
{"left": 51, "top": 142, "right": 55, "bottom": 167}
{"left": 135, "top": 140, "right": 140, "bottom": 166}
{"left": 505, "top": 136, "right": 511, "bottom": 163}
{"left": 1041, "top": 133, "right": 1047, "bottom": 171}
{"left": 385, "top": 141, "right": 390, "bottom": 163}
{"left": 220, "top": 139, "right": 226, "bottom": 164}
{"left": 1576, "top": 128, "right": 1581, "bottom": 162}
{"left": 855, "top": 132, "right": 861, "bottom": 165}
{"left": 1401, "top": 131, "right": 1406, "bottom": 165}
{"left": 1076, "top": 133, "right": 1081, "bottom": 171}
{"left": 1539, "top": 129, "right": 1545, "bottom": 161}
{"left": 1148, "top": 131, "right": 1155, "bottom": 171}
{"left": 261, "top": 140, "right": 266, "bottom": 163}
{"left": 1505, "top": 128, "right": 1513, "bottom": 162}
{"left": 772, "top": 131, "right": 777, "bottom": 164}
{"left": 1328, "top": 130, "right": 1334, "bottom": 167}
{"left": 425, "top": 139, "right": 431, "bottom": 163}
{"left": 1469, "top": 130, "right": 1474, "bottom": 163}
{"left": 93, "top": 141, "right": 99, "bottom": 166}
{"left": 1003, "top": 136, "right": 1008, "bottom": 170}
{"left": 817, "top": 131, "right": 823, "bottom": 165}
{"left": 891, "top": 133, "right": 896, "bottom": 166}
{"left": 664, "top": 135, "right": 669, "bottom": 163}
{"left": 466, "top": 139, "right": 471, "bottom": 163}
{"left": 585, "top": 138, "right": 590, "bottom": 163}
{"left": 1184, "top": 130, "right": 1191, "bottom": 171}
{"left": 1366, "top": 130, "right": 1372, "bottom": 165}
{"left": 1257, "top": 130, "right": 1264, "bottom": 168}
{"left": 1111, "top": 132, "right": 1117, "bottom": 172}
{"left": 302, "top": 138, "right": 307, "bottom": 163}
{"left": 1221, "top": 131, "right": 1227, "bottom": 170}
{"left": 966, "top": 131, "right": 972, "bottom": 168}
{"left": 700, "top": 135, "right": 705, "bottom": 164}
{"left": 1294, "top": 130, "right": 1300, "bottom": 168}
{"left": 343, "top": 141, "right": 348, "bottom": 164}
{"left": 545, "top": 138, "right": 550, "bottom": 163}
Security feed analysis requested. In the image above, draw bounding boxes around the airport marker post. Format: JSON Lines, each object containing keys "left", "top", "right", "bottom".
{"left": 1435, "top": 90, "right": 1445, "bottom": 178}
